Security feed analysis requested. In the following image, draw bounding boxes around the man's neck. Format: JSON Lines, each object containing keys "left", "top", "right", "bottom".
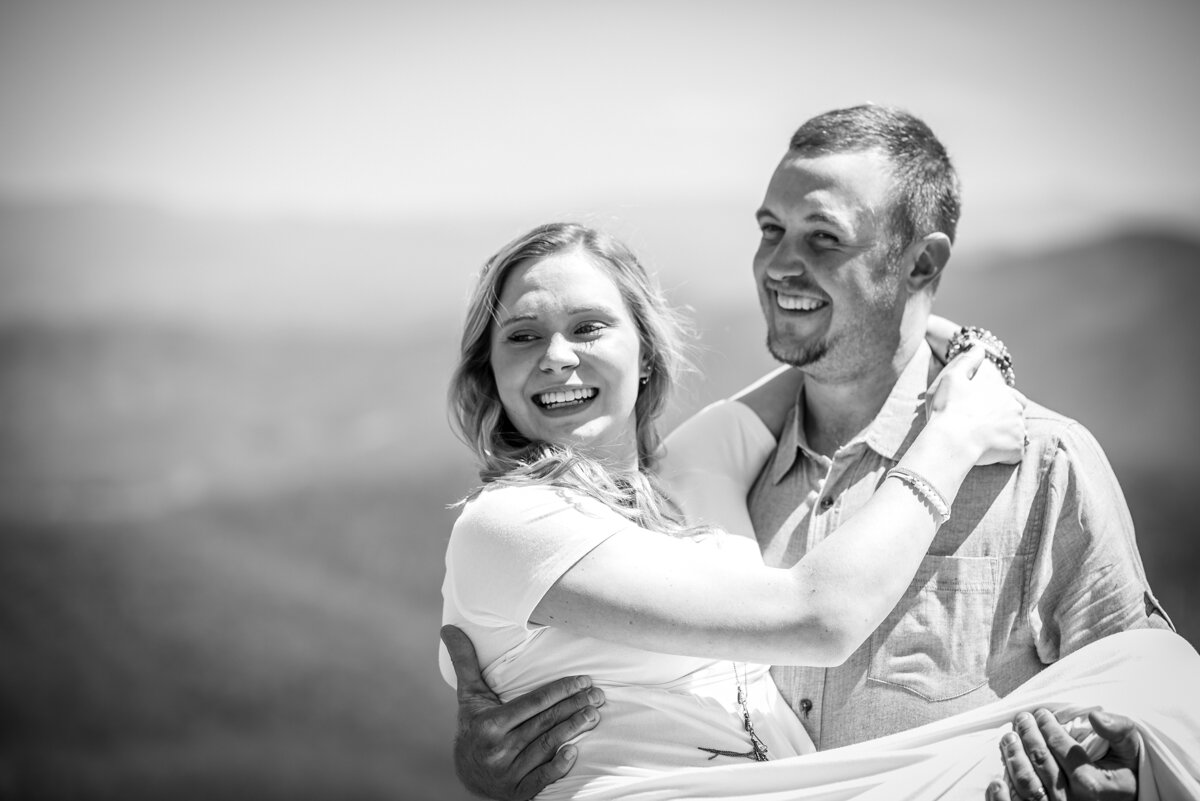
{"left": 801, "top": 331, "right": 925, "bottom": 458}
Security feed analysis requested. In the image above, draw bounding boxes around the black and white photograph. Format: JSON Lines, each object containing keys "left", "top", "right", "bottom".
{"left": 2, "top": 2, "right": 1199, "bottom": 799}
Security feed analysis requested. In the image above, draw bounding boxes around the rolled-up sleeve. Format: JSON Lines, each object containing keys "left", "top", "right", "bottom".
{"left": 1026, "top": 422, "right": 1173, "bottom": 664}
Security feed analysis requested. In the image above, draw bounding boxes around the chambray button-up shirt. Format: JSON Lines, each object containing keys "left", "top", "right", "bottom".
{"left": 749, "top": 343, "right": 1170, "bottom": 750}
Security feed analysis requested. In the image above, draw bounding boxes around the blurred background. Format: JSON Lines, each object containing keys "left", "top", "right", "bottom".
{"left": 1, "top": 1, "right": 1198, "bottom": 799}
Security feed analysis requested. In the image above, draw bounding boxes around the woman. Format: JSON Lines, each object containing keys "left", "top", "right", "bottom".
{"left": 439, "top": 223, "right": 1199, "bottom": 799}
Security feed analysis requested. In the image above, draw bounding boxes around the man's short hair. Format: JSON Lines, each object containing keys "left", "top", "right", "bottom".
{"left": 788, "top": 105, "right": 961, "bottom": 255}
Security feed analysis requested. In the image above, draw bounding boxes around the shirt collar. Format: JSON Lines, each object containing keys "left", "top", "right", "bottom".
{"left": 861, "top": 341, "right": 935, "bottom": 462}
{"left": 769, "top": 387, "right": 815, "bottom": 485}
{"left": 768, "top": 342, "right": 935, "bottom": 485}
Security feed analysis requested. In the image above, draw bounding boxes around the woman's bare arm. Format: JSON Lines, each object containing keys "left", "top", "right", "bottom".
{"left": 533, "top": 347, "right": 1025, "bottom": 667}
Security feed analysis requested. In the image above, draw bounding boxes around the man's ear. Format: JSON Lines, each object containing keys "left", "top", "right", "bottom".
{"left": 903, "top": 233, "right": 951, "bottom": 292}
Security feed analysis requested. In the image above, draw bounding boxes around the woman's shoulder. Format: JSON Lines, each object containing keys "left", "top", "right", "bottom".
{"left": 456, "top": 482, "right": 618, "bottom": 531}
{"left": 458, "top": 482, "right": 557, "bottom": 518}
{"left": 660, "top": 399, "right": 775, "bottom": 475}
{"left": 450, "top": 482, "right": 632, "bottom": 566}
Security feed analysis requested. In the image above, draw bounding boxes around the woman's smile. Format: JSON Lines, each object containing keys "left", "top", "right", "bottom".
{"left": 533, "top": 386, "right": 599, "bottom": 413}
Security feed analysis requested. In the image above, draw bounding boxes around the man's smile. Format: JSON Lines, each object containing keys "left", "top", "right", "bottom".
{"left": 775, "top": 293, "right": 829, "bottom": 312}
{"left": 772, "top": 285, "right": 830, "bottom": 314}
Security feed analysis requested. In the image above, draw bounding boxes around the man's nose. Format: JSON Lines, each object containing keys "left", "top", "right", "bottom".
{"left": 539, "top": 333, "right": 579, "bottom": 372}
{"left": 763, "top": 242, "right": 807, "bottom": 282}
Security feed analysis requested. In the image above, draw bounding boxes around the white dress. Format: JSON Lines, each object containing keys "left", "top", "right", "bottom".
{"left": 440, "top": 401, "right": 815, "bottom": 799}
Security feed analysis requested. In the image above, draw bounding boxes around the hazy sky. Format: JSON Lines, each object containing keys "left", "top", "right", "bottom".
{"left": 2, "top": 0, "right": 1199, "bottom": 246}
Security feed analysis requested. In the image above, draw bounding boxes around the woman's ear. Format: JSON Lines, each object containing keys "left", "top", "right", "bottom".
{"left": 904, "top": 233, "right": 952, "bottom": 292}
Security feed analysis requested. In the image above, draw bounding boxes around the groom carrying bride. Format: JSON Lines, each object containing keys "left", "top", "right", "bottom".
{"left": 443, "top": 105, "right": 1178, "bottom": 801}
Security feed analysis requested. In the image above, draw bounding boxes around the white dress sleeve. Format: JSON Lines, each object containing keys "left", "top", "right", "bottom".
{"left": 657, "top": 400, "right": 777, "bottom": 543}
{"left": 443, "top": 485, "right": 633, "bottom": 633}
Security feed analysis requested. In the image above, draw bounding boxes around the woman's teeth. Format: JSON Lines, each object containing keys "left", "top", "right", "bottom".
{"left": 536, "top": 387, "right": 598, "bottom": 408}
{"left": 776, "top": 294, "right": 826, "bottom": 311}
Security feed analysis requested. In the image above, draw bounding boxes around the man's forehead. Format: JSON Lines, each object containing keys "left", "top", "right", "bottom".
{"left": 759, "top": 149, "right": 894, "bottom": 224}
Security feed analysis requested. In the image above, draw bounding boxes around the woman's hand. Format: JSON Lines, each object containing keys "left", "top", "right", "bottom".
{"left": 925, "top": 313, "right": 961, "bottom": 363}
{"left": 926, "top": 345, "right": 1027, "bottom": 466}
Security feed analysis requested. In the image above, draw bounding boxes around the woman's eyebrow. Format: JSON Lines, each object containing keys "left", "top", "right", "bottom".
{"left": 567, "top": 304, "right": 620, "bottom": 316}
{"left": 493, "top": 310, "right": 536, "bottom": 328}
{"left": 494, "top": 305, "right": 618, "bottom": 328}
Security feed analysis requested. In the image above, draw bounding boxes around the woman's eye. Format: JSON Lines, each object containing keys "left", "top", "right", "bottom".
{"left": 507, "top": 331, "right": 538, "bottom": 343}
{"left": 576, "top": 321, "right": 607, "bottom": 336}
{"left": 811, "top": 231, "right": 839, "bottom": 247}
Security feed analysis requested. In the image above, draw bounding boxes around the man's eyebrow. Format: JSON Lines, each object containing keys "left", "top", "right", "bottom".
{"left": 754, "top": 208, "right": 849, "bottom": 230}
{"left": 804, "top": 211, "right": 848, "bottom": 229}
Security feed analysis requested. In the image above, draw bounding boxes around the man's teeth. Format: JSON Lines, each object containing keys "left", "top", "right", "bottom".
{"left": 537, "top": 387, "right": 597, "bottom": 408}
{"left": 776, "top": 294, "right": 826, "bottom": 311}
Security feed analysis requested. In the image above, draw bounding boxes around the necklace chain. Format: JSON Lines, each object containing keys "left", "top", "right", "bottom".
{"left": 697, "top": 662, "right": 770, "bottom": 762}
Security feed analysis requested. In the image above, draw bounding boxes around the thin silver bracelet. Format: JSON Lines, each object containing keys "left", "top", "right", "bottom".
{"left": 886, "top": 466, "right": 952, "bottom": 525}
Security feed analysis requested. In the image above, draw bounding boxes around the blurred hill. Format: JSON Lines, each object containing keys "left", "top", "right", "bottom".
{"left": 0, "top": 201, "right": 1197, "bottom": 799}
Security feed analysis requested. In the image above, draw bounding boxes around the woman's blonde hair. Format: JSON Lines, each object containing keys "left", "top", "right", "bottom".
{"left": 448, "top": 222, "right": 693, "bottom": 530}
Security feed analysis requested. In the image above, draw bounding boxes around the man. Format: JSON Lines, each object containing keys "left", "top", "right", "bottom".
{"left": 441, "top": 105, "right": 1173, "bottom": 800}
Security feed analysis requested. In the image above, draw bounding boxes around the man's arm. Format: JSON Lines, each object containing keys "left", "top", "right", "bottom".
{"left": 989, "top": 418, "right": 1168, "bottom": 801}
{"left": 440, "top": 625, "right": 605, "bottom": 800}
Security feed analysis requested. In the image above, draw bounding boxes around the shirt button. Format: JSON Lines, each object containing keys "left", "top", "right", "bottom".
{"left": 819, "top": 496, "right": 834, "bottom": 510}
{"left": 800, "top": 698, "right": 813, "bottom": 717}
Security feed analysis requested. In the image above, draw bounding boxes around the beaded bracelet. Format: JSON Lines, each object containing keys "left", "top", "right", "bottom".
{"left": 945, "top": 326, "right": 1016, "bottom": 388}
{"left": 886, "top": 466, "right": 952, "bottom": 526}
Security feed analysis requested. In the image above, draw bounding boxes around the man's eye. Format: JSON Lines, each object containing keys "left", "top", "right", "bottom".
{"left": 759, "top": 223, "right": 783, "bottom": 242}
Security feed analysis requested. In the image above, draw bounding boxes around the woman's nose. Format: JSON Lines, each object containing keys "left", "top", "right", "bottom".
{"left": 539, "top": 333, "right": 579, "bottom": 372}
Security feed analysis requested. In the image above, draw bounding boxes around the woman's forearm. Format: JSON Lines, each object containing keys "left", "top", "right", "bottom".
{"left": 779, "top": 418, "right": 977, "bottom": 664}
{"left": 535, "top": 348, "right": 1021, "bottom": 666}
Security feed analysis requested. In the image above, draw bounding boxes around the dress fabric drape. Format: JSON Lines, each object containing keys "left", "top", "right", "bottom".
{"left": 599, "top": 629, "right": 1200, "bottom": 801}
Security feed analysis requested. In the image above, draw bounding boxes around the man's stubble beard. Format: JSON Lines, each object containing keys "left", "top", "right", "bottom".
{"left": 767, "top": 332, "right": 829, "bottom": 369}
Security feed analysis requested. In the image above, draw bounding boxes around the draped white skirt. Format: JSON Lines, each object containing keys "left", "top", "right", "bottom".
{"left": 603, "top": 629, "right": 1200, "bottom": 800}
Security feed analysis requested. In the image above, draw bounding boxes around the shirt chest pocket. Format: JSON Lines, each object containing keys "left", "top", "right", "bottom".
{"left": 866, "top": 555, "right": 1004, "bottom": 702}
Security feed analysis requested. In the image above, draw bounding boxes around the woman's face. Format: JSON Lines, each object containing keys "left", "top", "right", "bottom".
{"left": 489, "top": 248, "right": 644, "bottom": 467}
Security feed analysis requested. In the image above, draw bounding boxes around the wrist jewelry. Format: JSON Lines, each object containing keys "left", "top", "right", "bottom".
{"left": 945, "top": 326, "right": 1016, "bottom": 388}
{"left": 886, "top": 466, "right": 952, "bottom": 526}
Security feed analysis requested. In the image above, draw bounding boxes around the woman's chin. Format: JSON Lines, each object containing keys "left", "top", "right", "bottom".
{"left": 558, "top": 426, "right": 637, "bottom": 465}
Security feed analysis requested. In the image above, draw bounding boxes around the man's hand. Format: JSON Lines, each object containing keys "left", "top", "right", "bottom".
{"left": 985, "top": 708, "right": 1140, "bottom": 801}
{"left": 441, "top": 625, "right": 606, "bottom": 800}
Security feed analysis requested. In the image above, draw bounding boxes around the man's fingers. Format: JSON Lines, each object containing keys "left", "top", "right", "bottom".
{"left": 1035, "top": 708, "right": 1093, "bottom": 775}
{"left": 441, "top": 625, "right": 497, "bottom": 702}
{"left": 1003, "top": 713, "right": 1059, "bottom": 800}
{"left": 511, "top": 685, "right": 605, "bottom": 752}
{"left": 1090, "top": 710, "right": 1141, "bottom": 765}
{"left": 513, "top": 744, "right": 579, "bottom": 801}
{"left": 512, "top": 702, "right": 601, "bottom": 781}
{"left": 500, "top": 674, "right": 597, "bottom": 732}
{"left": 987, "top": 779, "right": 1013, "bottom": 801}
{"left": 1015, "top": 710, "right": 1063, "bottom": 798}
